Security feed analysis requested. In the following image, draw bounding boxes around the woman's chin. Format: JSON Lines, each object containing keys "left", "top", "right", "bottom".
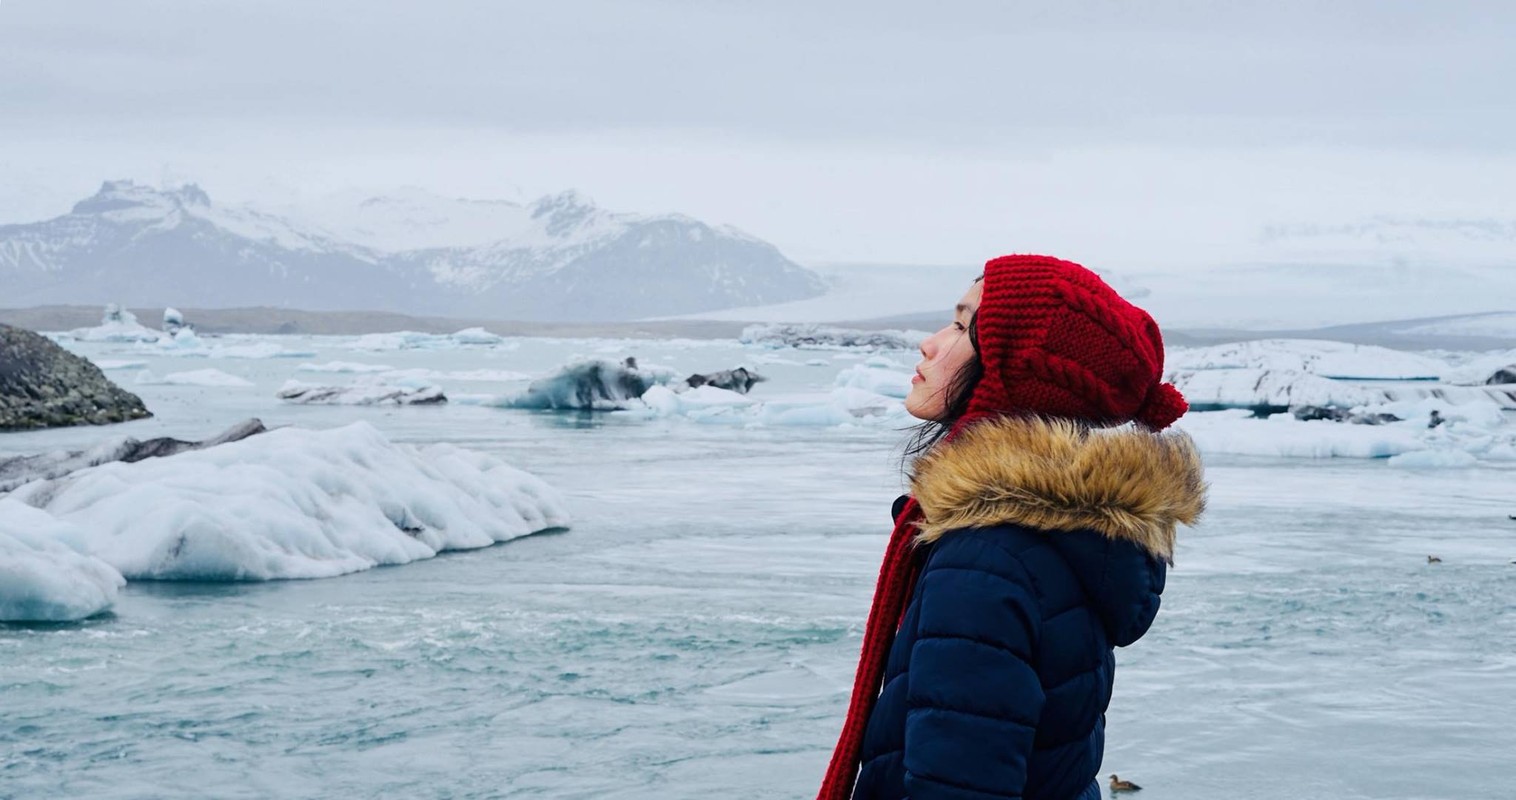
{"left": 903, "top": 394, "right": 938, "bottom": 422}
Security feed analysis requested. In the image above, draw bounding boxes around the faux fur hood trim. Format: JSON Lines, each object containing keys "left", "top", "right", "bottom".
{"left": 910, "top": 416, "right": 1206, "bottom": 562}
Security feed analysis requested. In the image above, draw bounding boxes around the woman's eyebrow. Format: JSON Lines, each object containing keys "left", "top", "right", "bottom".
{"left": 955, "top": 303, "right": 975, "bottom": 315}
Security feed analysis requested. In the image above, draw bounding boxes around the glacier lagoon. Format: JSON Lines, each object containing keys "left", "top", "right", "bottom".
{"left": 3, "top": 331, "right": 1514, "bottom": 799}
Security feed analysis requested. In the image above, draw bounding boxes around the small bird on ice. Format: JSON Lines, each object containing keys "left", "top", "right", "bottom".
{"left": 1109, "top": 774, "right": 1142, "bottom": 793}
{"left": 1427, "top": 555, "right": 1442, "bottom": 563}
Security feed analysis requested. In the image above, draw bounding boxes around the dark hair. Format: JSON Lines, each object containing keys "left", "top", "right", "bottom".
{"left": 900, "top": 278, "right": 985, "bottom": 467}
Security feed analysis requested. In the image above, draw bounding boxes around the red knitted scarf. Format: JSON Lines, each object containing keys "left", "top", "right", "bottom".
{"left": 815, "top": 496, "right": 927, "bottom": 800}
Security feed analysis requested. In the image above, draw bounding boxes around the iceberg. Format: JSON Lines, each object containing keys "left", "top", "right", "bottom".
{"left": 62, "top": 304, "right": 162, "bottom": 343}
{"left": 504, "top": 358, "right": 677, "bottom": 410}
{"left": 277, "top": 379, "right": 446, "bottom": 405}
{"left": 1168, "top": 339, "right": 1446, "bottom": 380}
{"left": 0, "top": 500, "right": 125, "bottom": 622}
{"left": 740, "top": 323, "right": 925, "bottom": 350}
{"left": 5, "top": 422, "right": 570, "bottom": 581}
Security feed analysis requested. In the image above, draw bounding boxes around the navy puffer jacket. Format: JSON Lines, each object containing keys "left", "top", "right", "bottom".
{"left": 853, "top": 417, "right": 1205, "bottom": 800}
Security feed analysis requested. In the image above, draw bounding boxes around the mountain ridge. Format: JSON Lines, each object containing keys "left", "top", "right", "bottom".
{"left": 0, "top": 181, "right": 826, "bottom": 321}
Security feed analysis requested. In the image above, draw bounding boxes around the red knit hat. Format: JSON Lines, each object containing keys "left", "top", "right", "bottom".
{"left": 816, "top": 255, "right": 1186, "bottom": 800}
{"left": 961, "top": 254, "right": 1185, "bottom": 431}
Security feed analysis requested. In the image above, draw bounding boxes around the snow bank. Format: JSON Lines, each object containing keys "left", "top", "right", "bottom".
{"left": 5, "top": 422, "right": 570, "bottom": 581}
{"left": 136, "top": 369, "right": 254, "bottom": 388}
{"left": 741, "top": 323, "right": 925, "bottom": 350}
{"left": 1168, "top": 339, "right": 1446, "bottom": 380}
{"left": 277, "top": 379, "right": 445, "bottom": 405}
{"left": 0, "top": 500, "right": 125, "bottom": 622}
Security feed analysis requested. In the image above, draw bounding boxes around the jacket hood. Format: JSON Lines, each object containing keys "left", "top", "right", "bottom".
{"left": 909, "top": 415, "right": 1206, "bottom": 643}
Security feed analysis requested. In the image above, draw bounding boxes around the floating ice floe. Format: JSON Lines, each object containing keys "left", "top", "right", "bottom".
{"left": 741, "top": 323, "right": 925, "bottom": 350}
{"left": 149, "top": 329, "right": 315, "bottom": 359}
{"left": 348, "top": 328, "right": 511, "bottom": 351}
{"left": 1175, "top": 398, "right": 1516, "bottom": 463}
{"left": 62, "top": 304, "right": 162, "bottom": 343}
{"left": 502, "top": 358, "right": 677, "bottom": 410}
{"left": 277, "top": 378, "right": 445, "bottom": 405}
{"left": 298, "top": 361, "right": 396, "bottom": 374}
{"left": 1440, "top": 349, "right": 1516, "bottom": 386}
{"left": 1167, "top": 339, "right": 1446, "bottom": 380}
{"left": 162, "top": 307, "right": 187, "bottom": 335}
{"left": 834, "top": 357, "right": 914, "bottom": 399}
{"left": 136, "top": 368, "right": 254, "bottom": 388}
{"left": 0, "top": 500, "right": 125, "bottom": 622}
{"left": 622, "top": 385, "right": 907, "bottom": 427}
{"left": 3, "top": 422, "right": 569, "bottom": 581}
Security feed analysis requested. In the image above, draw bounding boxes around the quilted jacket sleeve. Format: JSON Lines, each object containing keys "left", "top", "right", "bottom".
{"left": 903, "top": 531, "right": 1045, "bottom": 799}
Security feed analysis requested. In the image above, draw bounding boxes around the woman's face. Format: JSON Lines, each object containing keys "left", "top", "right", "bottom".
{"left": 905, "top": 280, "right": 982, "bottom": 421}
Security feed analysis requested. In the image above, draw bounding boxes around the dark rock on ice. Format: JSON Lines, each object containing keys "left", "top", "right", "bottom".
{"left": 1290, "top": 405, "right": 1401, "bottom": 425}
{"left": 0, "top": 323, "right": 151, "bottom": 432}
{"left": 1487, "top": 366, "right": 1516, "bottom": 385}
{"left": 0, "top": 418, "right": 267, "bottom": 493}
{"left": 684, "top": 367, "right": 765, "bottom": 394}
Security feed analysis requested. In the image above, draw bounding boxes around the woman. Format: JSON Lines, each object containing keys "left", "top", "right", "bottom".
{"left": 817, "top": 255, "right": 1206, "bottom": 800}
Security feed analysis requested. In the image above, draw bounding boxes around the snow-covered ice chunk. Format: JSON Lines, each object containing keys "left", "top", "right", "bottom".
{"left": 1175, "top": 410, "right": 1427, "bottom": 459}
{"left": 0, "top": 500, "right": 125, "bottom": 622}
{"left": 277, "top": 379, "right": 445, "bottom": 405}
{"left": 5, "top": 422, "right": 570, "bottom": 581}
{"left": 1167, "top": 339, "right": 1446, "bottom": 380}
{"left": 62, "top": 304, "right": 162, "bottom": 342}
{"left": 1169, "top": 369, "right": 1390, "bottom": 411}
{"left": 136, "top": 369, "right": 254, "bottom": 388}
{"left": 504, "top": 358, "right": 676, "bottom": 410}
{"left": 834, "top": 360, "right": 914, "bottom": 399}
{"left": 162, "top": 307, "right": 186, "bottom": 334}
{"left": 450, "top": 327, "right": 506, "bottom": 345}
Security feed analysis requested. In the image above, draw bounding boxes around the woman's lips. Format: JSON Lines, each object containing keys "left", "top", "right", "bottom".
{"left": 912, "top": 371, "right": 925, "bottom": 384}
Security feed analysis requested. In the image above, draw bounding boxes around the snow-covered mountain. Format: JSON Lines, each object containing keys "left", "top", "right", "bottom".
{"left": 0, "top": 181, "right": 826, "bottom": 320}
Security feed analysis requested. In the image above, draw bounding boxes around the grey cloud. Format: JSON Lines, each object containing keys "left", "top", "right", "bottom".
{"left": 2, "top": 0, "right": 1513, "bottom": 150}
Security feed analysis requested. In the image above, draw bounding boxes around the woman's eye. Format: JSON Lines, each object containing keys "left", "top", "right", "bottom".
{"left": 953, "top": 322, "right": 966, "bottom": 332}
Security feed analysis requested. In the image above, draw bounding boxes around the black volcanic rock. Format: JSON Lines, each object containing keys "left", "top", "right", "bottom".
{"left": 0, "top": 323, "right": 151, "bottom": 431}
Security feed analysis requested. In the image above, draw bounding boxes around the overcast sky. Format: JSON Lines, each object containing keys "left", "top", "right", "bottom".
{"left": 3, "top": 0, "right": 1515, "bottom": 269}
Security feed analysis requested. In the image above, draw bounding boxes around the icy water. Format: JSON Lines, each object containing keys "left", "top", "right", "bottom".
{"left": 4, "top": 335, "right": 1515, "bottom": 799}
